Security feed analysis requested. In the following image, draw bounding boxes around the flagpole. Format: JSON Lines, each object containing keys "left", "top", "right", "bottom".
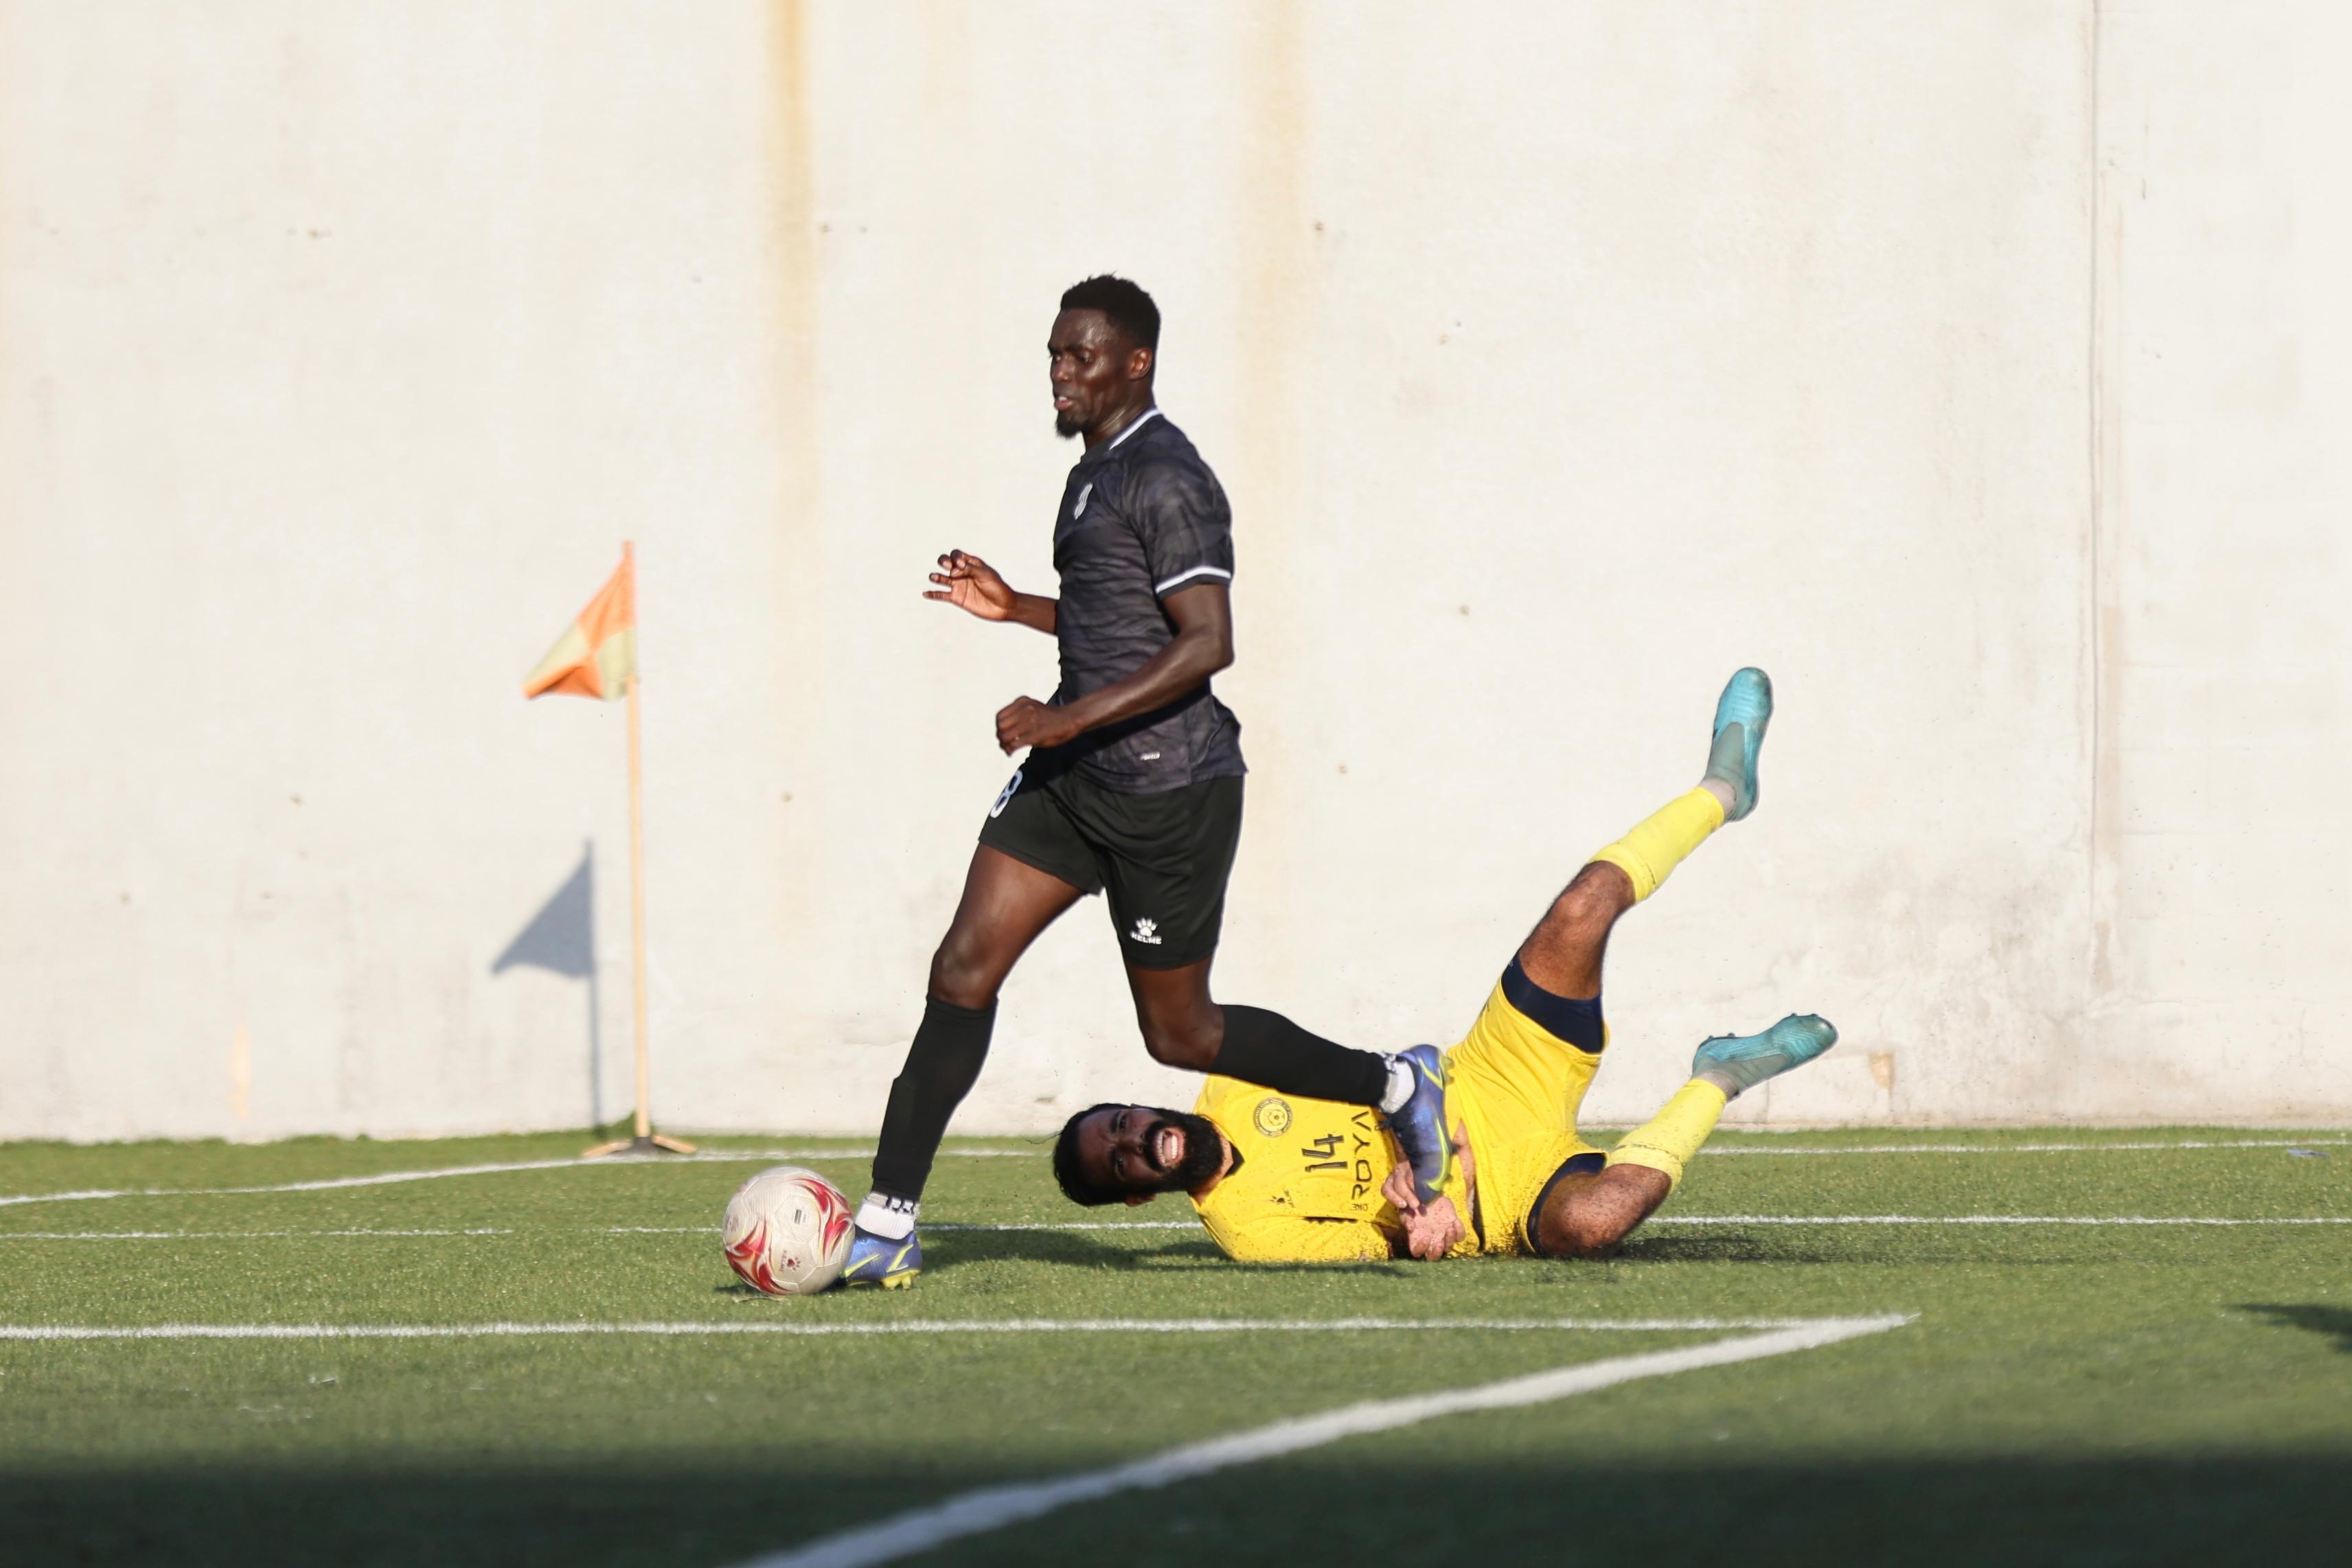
{"left": 584, "top": 541, "right": 694, "bottom": 1158}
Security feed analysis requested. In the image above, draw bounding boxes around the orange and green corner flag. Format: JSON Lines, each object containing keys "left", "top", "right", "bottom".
{"left": 523, "top": 549, "right": 637, "bottom": 700}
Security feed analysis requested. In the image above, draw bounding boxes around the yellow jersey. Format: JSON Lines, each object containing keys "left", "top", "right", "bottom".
{"left": 1185, "top": 1076, "right": 1482, "bottom": 1263}
{"left": 1184, "top": 980, "right": 1606, "bottom": 1263}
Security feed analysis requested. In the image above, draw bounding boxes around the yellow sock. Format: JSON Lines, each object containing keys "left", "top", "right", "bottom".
{"left": 1606, "top": 1079, "right": 1727, "bottom": 1190}
{"left": 1590, "top": 787, "right": 1725, "bottom": 903}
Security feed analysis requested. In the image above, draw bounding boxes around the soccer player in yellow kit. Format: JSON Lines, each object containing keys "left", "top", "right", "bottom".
{"left": 1051, "top": 669, "right": 1836, "bottom": 1263}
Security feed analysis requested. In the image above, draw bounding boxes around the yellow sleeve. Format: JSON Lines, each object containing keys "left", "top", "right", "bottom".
{"left": 1205, "top": 1212, "right": 1397, "bottom": 1263}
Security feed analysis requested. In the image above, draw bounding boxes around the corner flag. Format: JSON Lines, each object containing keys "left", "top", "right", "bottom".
{"left": 520, "top": 542, "right": 691, "bottom": 1159}
{"left": 522, "top": 553, "right": 637, "bottom": 700}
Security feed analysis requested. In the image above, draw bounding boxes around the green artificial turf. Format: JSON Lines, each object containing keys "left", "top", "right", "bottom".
{"left": 1, "top": 1127, "right": 2348, "bottom": 1566}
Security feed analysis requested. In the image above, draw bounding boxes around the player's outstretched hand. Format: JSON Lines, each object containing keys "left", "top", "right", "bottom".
{"left": 996, "top": 695, "right": 1081, "bottom": 755}
{"left": 924, "top": 550, "right": 1019, "bottom": 621}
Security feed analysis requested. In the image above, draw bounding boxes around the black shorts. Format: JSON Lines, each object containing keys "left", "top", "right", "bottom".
{"left": 977, "top": 765, "right": 1243, "bottom": 969}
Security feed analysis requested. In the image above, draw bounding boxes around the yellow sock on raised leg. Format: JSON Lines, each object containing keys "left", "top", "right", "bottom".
{"left": 1589, "top": 788, "right": 1726, "bottom": 904}
{"left": 1603, "top": 1079, "right": 1727, "bottom": 1190}
{"left": 1610, "top": 1015, "right": 1840, "bottom": 1189}
{"left": 1589, "top": 667, "right": 1776, "bottom": 901}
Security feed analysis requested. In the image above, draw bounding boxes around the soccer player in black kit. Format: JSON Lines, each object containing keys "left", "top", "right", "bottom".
{"left": 842, "top": 276, "right": 1452, "bottom": 1287}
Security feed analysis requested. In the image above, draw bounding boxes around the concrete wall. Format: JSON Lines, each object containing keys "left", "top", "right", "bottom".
{"left": 2084, "top": 1, "right": 2352, "bottom": 1121}
{"left": 0, "top": 2, "right": 2340, "bottom": 1141}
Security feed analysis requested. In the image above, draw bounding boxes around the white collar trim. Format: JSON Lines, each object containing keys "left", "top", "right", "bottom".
{"left": 1105, "top": 407, "right": 1162, "bottom": 450}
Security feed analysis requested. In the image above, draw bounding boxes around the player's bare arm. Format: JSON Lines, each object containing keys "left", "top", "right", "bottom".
{"left": 852, "top": 276, "right": 1444, "bottom": 1291}
{"left": 924, "top": 549, "right": 1057, "bottom": 634}
{"left": 993, "top": 581, "right": 1233, "bottom": 754}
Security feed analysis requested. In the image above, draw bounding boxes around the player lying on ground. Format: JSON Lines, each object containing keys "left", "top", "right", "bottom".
{"left": 843, "top": 276, "right": 1452, "bottom": 1288}
{"left": 1051, "top": 669, "right": 1834, "bottom": 1261}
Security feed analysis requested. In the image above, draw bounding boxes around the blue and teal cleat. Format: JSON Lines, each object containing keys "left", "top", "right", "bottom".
{"left": 838, "top": 1226, "right": 923, "bottom": 1289}
{"left": 1385, "top": 1044, "right": 1455, "bottom": 1206}
{"left": 1706, "top": 667, "right": 1774, "bottom": 821}
{"left": 1691, "top": 1014, "right": 1837, "bottom": 1098}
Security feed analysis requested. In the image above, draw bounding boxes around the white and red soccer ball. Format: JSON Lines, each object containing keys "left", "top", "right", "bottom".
{"left": 722, "top": 1165, "right": 854, "bottom": 1295}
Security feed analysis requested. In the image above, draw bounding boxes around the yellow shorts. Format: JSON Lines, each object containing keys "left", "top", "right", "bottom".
{"left": 1444, "top": 982, "right": 1606, "bottom": 1256}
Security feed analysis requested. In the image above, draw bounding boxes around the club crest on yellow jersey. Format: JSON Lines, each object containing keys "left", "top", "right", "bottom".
{"left": 1252, "top": 1096, "right": 1292, "bottom": 1136}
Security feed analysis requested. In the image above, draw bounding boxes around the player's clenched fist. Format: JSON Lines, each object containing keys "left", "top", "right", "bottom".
{"left": 1382, "top": 1121, "right": 1474, "bottom": 1258}
{"left": 996, "top": 695, "right": 1080, "bottom": 754}
{"left": 1397, "top": 1186, "right": 1466, "bottom": 1260}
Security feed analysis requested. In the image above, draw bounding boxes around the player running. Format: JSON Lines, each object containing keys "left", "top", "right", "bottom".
{"left": 1051, "top": 669, "right": 1834, "bottom": 1262}
{"left": 843, "top": 276, "right": 1452, "bottom": 1287}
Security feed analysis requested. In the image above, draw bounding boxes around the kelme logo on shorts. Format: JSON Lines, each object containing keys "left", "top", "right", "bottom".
{"left": 1253, "top": 1097, "right": 1292, "bottom": 1136}
{"left": 1128, "top": 917, "right": 1163, "bottom": 945}
{"left": 990, "top": 770, "right": 1023, "bottom": 819}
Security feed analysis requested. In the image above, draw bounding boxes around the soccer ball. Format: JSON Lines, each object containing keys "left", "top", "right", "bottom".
{"left": 722, "top": 1166, "right": 854, "bottom": 1295}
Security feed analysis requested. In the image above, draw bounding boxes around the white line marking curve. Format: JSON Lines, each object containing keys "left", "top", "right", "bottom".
{"left": 0, "top": 1315, "right": 1840, "bottom": 1342}
{"left": 3, "top": 1137, "right": 2335, "bottom": 1211}
{"left": 0, "top": 1229, "right": 518, "bottom": 1241}
{"left": 733, "top": 1315, "right": 1913, "bottom": 1568}
{"left": 1697, "top": 1138, "right": 2349, "bottom": 1156}
{"left": 1650, "top": 1214, "right": 2352, "bottom": 1226}
{"left": 0, "top": 1149, "right": 1016, "bottom": 1210}
{"left": 8, "top": 1214, "right": 2347, "bottom": 1243}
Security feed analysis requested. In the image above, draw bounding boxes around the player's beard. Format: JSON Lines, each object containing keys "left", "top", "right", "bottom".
{"left": 1054, "top": 406, "right": 1084, "bottom": 439}
{"left": 1147, "top": 1110, "right": 1228, "bottom": 1192}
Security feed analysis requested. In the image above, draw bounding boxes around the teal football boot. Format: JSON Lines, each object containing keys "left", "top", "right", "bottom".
{"left": 839, "top": 1225, "right": 923, "bottom": 1289}
{"left": 1705, "top": 667, "right": 1773, "bottom": 821}
{"left": 1691, "top": 1014, "right": 1836, "bottom": 1098}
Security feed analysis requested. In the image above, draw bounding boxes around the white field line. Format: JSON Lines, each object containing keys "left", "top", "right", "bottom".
{"left": 1649, "top": 1214, "right": 2352, "bottom": 1226}
{"left": 0, "top": 1315, "right": 1851, "bottom": 1342}
{"left": 1, "top": 1138, "right": 2337, "bottom": 1211}
{"left": 600, "top": 1222, "right": 1200, "bottom": 1234}
{"left": 904, "top": 1221, "right": 1200, "bottom": 1232}
{"left": 589, "top": 1222, "right": 1198, "bottom": 1234}
{"left": 0, "top": 1229, "right": 518, "bottom": 1240}
{"left": 0, "top": 1223, "right": 1188, "bottom": 1241}
{"left": 736, "top": 1313, "right": 1913, "bottom": 1568}
{"left": 1697, "top": 1138, "right": 2348, "bottom": 1155}
{"left": 1, "top": 1137, "right": 2334, "bottom": 1212}
{"left": 7, "top": 1214, "right": 2349, "bottom": 1243}
{"left": 0, "top": 1149, "right": 1016, "bottom": 1210}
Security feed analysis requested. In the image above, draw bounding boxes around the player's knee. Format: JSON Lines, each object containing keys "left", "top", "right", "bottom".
{"left": 1549, "top": 868, "right": 1628, "bottom": 935}
{"left": 926, "top": 934, "right": 1001, "bottom": 1011}
{"left": 1139, "top": 1015, "right": 1219, "bottom": 1072}
{"left": 1533, "top": 1175, "right": 1635, "bottom": 1260}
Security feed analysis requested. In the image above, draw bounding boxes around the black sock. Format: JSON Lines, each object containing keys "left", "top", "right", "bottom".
{"left": 1211, "top": 1004, "right": 1389, "bottom": 1107}
{"left": 870, "top": 997, "right": 996, "bottom": 1203}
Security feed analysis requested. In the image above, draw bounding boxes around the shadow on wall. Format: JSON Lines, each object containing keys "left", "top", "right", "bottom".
{"left": 492, "top": 842, "right": 602, "bottom": 1124}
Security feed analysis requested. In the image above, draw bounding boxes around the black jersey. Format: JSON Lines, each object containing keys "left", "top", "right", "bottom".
{"left": 1037, "top": 410, "right": 1248, "bottom": 792}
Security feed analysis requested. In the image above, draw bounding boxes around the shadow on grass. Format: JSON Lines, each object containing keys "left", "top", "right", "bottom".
{"left": 707, "top": 1230, "right": 1400, "bottom": 1288}
{"left": 1615, "top": 1234, "right": 1862, "bottom": 1265}
{"left": 1618, "top": 1232, "right": 2122, "bottom": 1269}
{"left": 921, "top": 1229, "right": 1420, "bottom": 1278}
{"left": 7, "top": 1454, "right": 2351, "bottom": 1568}
{"left": 2239, "top": 1302, "right": 2352, "bottom": 1352}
